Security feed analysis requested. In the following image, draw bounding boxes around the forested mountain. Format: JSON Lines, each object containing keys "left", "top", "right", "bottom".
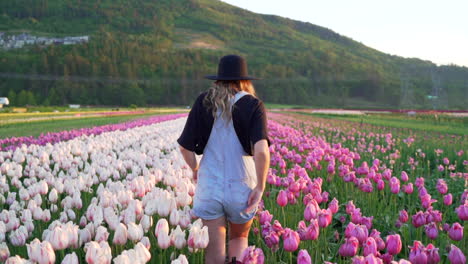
{"left": 0, "top": 0, "right": 467, "bottom": 109}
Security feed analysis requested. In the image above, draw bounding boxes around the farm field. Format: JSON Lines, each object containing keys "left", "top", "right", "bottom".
{"left": 0, "top": 111, "right": 466, "bottom": 263}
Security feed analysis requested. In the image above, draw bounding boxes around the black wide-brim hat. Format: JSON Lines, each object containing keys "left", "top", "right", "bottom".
{"left": 205, "top": 54, "right": 259, "bottom": 80}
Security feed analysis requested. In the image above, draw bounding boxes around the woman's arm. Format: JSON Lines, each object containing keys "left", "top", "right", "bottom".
{"left": 179, "top": 145, "right": 199, "bottom": 181}
{"left": 245, "top": 139, "right": 270, "bottom": 213}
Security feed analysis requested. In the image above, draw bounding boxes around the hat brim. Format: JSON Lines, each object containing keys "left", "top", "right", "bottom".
{"left": 205, "top": 75, "right": 260, "bottom": 80}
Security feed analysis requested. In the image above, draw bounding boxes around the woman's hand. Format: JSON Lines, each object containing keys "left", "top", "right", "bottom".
{"left": 244, "top": 186, "right": 264, "bottom": 214}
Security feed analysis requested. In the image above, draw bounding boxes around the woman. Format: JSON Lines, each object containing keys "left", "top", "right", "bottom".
{"left": 177, "top": 54, "right": 270, "bottom": 264}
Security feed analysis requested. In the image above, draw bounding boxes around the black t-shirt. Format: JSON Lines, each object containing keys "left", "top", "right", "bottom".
{"left": 177, "top": 91, "right": 270, "bottom": 156}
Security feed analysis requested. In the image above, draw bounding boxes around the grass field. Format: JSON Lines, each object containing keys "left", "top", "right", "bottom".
{"left": 284, "top": 111, "right": 468, "bottom": 135}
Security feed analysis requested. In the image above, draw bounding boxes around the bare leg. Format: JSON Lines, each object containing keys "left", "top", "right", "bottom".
{"left": 203, "top": 216, "right": 227, "bottom": 264}
{"left": 228, "top": 219, "right": 253, "bottom": 261}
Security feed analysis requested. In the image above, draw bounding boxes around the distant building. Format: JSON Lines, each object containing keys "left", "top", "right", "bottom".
{"left": 0, "top": 97, "right": 9, "bottom": 108}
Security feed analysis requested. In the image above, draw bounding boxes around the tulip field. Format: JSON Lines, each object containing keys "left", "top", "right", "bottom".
{"left": 0, "top": 111, "right": 466, "bottom": 263}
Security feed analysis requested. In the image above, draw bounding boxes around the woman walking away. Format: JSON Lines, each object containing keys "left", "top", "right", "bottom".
{"left": 178, "top": 54, "right": 270, "bottom": 264}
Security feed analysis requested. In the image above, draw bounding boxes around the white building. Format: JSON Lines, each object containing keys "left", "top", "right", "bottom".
{"left": 0, "top": 97, "right": 9, "bottom": 108}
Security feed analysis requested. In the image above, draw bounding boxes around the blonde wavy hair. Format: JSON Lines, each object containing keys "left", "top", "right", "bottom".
{"left": 203, "top": 80, "right": 257, "bottom": 121}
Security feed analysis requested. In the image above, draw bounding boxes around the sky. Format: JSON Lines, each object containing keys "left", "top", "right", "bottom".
{"left": 221, "top": 0, "right": 468, "bottom": 67}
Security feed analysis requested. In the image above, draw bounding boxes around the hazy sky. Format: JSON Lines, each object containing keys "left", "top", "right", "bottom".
{"left": 221, "top": 0, "right": 468, "bottom": 67}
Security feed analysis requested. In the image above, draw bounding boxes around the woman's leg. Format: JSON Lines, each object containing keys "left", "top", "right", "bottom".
{"left": 228, "top": 219, "right": 253, "bottom": 261}
{"left": 203, "top": 216, "right": 227, "bottom": 264}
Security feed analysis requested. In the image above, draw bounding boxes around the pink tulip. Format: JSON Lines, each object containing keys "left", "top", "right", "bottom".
{"left": 155, "top": 218, "right": 169, "bottom": 237}
{"left": 195, "top": 226, "right": 209, "bottom": 249}
{"left": 363, "top": 237, "right": 378, "bottom": 257}
{"left": 297, "top": 221, "right": 308, "bottom": 241}
{"left": 437, "top": 165, "right": 444, "bottom": 172}
{"left": 386, "top": 234, "right": 402, "bottom": 255}
{"left": 409, "top": 241, "right": 428, "bottom": 264}
{"left": 425, "top": 244, "right": 440, "bottom": 264}
{"left": 412, "top": 211, "right": 426, "bottom": 228}
{"left": 265, "top": 232, "right": 280, "bottom": 248}
{"left": 351, "top": 224, "right": 369, "bottom": 245}
{"left": 352, "top": 256, "right": 365, "bottom": 264}
{"left": 415, "top": 177, "right": 425, "bottom": 188}
{"left": 399, "top": 210, "right": 408, "bottom": 223}
{"left": 240, "top": 246, "right": 265, "bottom": 264}
{"left": 389, "top": 177, "right": 400, "bottom": 194}
{"left": 346, "top": 201, "right": 357, "bottom": 214}
{"left": 277, "top": 190, "right": 288, "bottom": 207}
{"left": 170, "top": 226, "right": 186, "bottom": 249}
{"left": 345, "top": 222, "right": 356, "bottom": 238}
{"left": 444, "top": 194, "right": 453, "bottom": 205}
{"left": 424, "top": 223, "right": 438, "bottom": 240}
{"left": 84, "top": 241, "right": 112, "bottom": 264}
{"left": 339, "top": 236, "right": 359, "bottom": 257}
{"left": 361, "top": 216, "right": 373, "bottom": 230}
{"left": 157, "top": 231, "right": 171, "bottom": 249}
{"left": 448, "top": 222, "right": 463, "bottom": 241}
{"left": 380, "top": 253, "right": 393, "bottom": 264}
{"left": 297, "top": 249, "right": 312, "bottom": 264}
{"left": 27, "top": 239, "right": 56, "bottom": 264}
{"left": 400, "top": 171, "right": 409, "bottom": 182}
{"left": 318, "top": 209, "right": 332, "bottom": 228}
{"left": 455, "top": 203, "right": 468, "bottom": 221}
{"left": 370, "top": 229, "right": 385, "bottom": 251}
{"left": 448, "top": 245, "right": 466, "bottom": 264}
{"left": 282, "top": 228, "right": 300, "bottom": 252}
{"left": 0, "top": 243, "right": 9, "bottom": 262}
{"left": 259, "top": 210, "right": 273, "bottom": 225}
{"left": 426, "top": 210, "right": 442, "bottom": 223}
{"left": 364, "top": 254, "right": 383, "bottom": 264}
{"left": 376, "top": 179, "right": 385, "bottom": 191}
{"left": 436, "top": 179, "right": 448, "bottom": 194}
{"left": 328, "top": 198, "right": 339, "bottom": 214}
{"left": 305, "top": 219, "right": 319, "bottom": 241}
{"left": 304, "top": 202, "right": 319, "bottom": 221}
{"left": 113, "top": 223, "right": 128, "bottom": 245}
{"left": 402, "top": 183, "right": 414, "bottom": 194}
{"left": 61, "top": 252, "right": 79, "bottom": 264}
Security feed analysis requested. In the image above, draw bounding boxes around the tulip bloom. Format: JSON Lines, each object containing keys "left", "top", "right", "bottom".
{"left": 436, "top": 179, "right": 448, "bottom": 194}
{"left": 398, "top": 210, "right": 408, "bottom": 223}
{"left": 400, "top": 171, "right": 409, "bottom": 182}
{"left": 455, "top": 203, "right": 468, "bottom": 221}
{"left": 277, "top": 190, "right": 288, "bottom": 207}
{"left": 424, "top": 223, "right": 438, "bottom": 240}
{"left": 282, "top": 228, "right": 300, "bottom": 252}
{"left": 339, "top": 236, "right": 359, "bottom": 257}
{"left": 62, "top": 252, "right": 79, "bottom": 264}
{"left": 425, "top": 243, "right": 440, "bottom": 264}
{"left": 409, "top": 241, "right": 427, "bottom": 264}
{"left": 240, "top": 246, "right": 265, "bottom": 264}
{"left": 0, "top": 243, "right": 9, "bottom": 262}
{"left": 363, "top": 237, "right": 377, "bottom": 257}
{"left": 444, "top": 194, "right": 453, "bottom": 206}
{"left": 328, "top": 198, "right": 339, "bottom": 214}
{"left": 318, "top": 209, "right": 332, "bottom": 228}
{"left": 155, "top": 218, "right": 169, "bottom": 237}
{"left": 448, "top": 222, "right": 463, "bottom": 241}
{"left": 297, "top": 249, "right": 312, "bottom": 264}
{"left": 448, "top": 245, "right": 466, "bottom": 264}
{"left": 113, "top": 223, "right": 128, "bottom": 245}
{"left": 412, "top": 211, "right": 426, "bottom": 228}
{"left": 386, "top": 234, "right": 402, "bottom": 255}
{"left": 389, "top": 177, "right": 400, "bottom": 194}
{"left": 27, "top": 239, "right": 56, "bottom": 264}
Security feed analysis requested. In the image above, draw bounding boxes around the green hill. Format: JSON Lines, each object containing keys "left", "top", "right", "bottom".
{"left": 0, "top": 0, "right": 467, "bottom": 109}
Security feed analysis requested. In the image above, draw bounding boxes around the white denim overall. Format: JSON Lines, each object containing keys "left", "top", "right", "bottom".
{"left": 192, "top": 91, "right": 258, "bottom": 224}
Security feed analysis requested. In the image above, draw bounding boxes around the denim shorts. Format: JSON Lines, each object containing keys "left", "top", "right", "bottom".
{"left": 192, "top": 176, "right": 257, "bottom": 224}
